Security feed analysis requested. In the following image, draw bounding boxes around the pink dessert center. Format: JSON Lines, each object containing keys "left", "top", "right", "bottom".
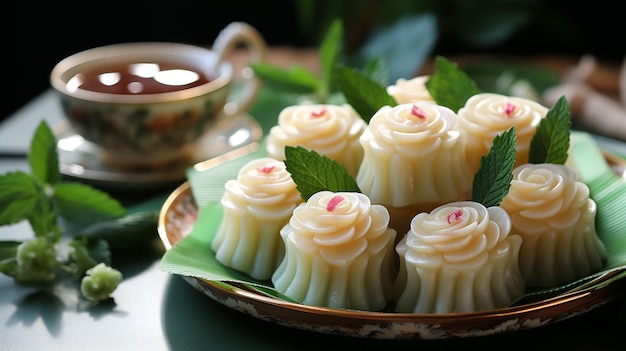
{"left": 447, "top": 209, "right": 464, "bottom": 224}
{"left": 257, "top": 165, "right": 276, "bottom": 173}
{"left": 311, "top": 108, "right": 327, "bottom": 118}
{"left": 503, "top": 102, "right": 516, "bottom": 117}
{"left": 411, "top": 104, "right": 427, "bottom": 119}
{"left": 326, "top": 195, "right": 345, "bottom": 212}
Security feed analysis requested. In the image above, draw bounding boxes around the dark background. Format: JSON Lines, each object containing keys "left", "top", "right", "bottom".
{"left": 4, "top": 1, "right": 624, "bottom": 122}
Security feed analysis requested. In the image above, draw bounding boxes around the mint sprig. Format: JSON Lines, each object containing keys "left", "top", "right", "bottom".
{"left": 284, "top": 146, "right": 360, "bottom": 201}
{"left": 318, "top": 18, "right": 343, "bottom": 100}
{"left": 426, "top": 56, "right": 482, "bottom": 112}
{"left": 472, "top": 126, "right": 517, "bottom": 207}
{"left": 2, "top": 122, "right": 127, "bottom": 228}
{"left": 247, "top": 63, "right": 321, "bottom": 95}
{"left": 0, "top": 120, "right": 130, "bottom": 302}
{"left": 250, "top": 17, "right": 397, "bottom": 120}
{"left": 528, "top": 95, "right": 571, "bottom": 164}
{"left": 250, "top": 18, "right": 343, "bottom": 103}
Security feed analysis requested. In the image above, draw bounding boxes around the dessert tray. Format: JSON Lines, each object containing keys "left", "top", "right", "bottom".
{"left": 157, "top": 133, "right": 626, "bottom": 340}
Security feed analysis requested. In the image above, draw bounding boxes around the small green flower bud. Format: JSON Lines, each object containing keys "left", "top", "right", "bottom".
{"left": 15, "top": 237, "right": 57, "bottom": 284}
{"left": 80, "top": 263, "right": 123, "bottom": 303}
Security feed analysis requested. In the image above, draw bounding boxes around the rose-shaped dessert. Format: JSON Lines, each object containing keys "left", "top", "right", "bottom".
{"left": 265, "top": 103, "right": 366, "bottom": 177}
{"left": 211, "top": 157, "right": 303, "bottom": 280}
{"left": 500, "top": 163, "right": 606, "bottom": 288}
{"left": 456, "top": 93, "right": 548, "bottom": 175}
{"left": 271, "top": 191, "right": 397, "bottom": 311}
{"left": 394, "top": 201, "right": 525, "bottom": 314}
{"left": 356, "top": 102, "right": 473, "bottom": 236}
{"left": 386, "top": 75, "right": 434, "bottom": 104}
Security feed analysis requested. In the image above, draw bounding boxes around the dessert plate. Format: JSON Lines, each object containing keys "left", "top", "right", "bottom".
{"left": 55, "top": 113, "right": 263, "bottom": 189}
{"left": 158, "top": 156, "right": 626, "bottom": 340}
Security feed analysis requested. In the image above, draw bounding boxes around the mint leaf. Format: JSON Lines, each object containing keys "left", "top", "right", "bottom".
{"left": 284, "top": 146, "right": 361, "bottom": 201}
{"left": 53, "top": 182, "right": 126, "bottom": 225}
{"left": 27, "top": 192, "right": 60, "bottom": 239}
{"left": 426, "top": 56, "right": 482, "bottom": 112}
{"left": 319, "top": 18, "right": 343, "bottom": 98}
{"left": 250, "top": 18, "right": 344, "bottom": 104}
{"left": 472, "top": 126, "right": 517, "bottom": 207}
{"left": 0, "top": 241, "right": 20, "bottom": 261}
{"left": 0, "top": 241, "right": 18, "bottom": 275}
{"left": 528, "top": 95, "right": 571, "bottom": 164}
{"left": 29, "top": 121, "right": 61, "bottom": 185}
{"left": 335, "top": 65, "right": 396, "bottom": 123}
{"left": 362, "top": 57, "right": 390, "bottom": 87}
{"left": 0, "top": 172, "right": 39, "bottom": 226}
{"left": 250, "top": 62, "right": 320, "bottom": 95}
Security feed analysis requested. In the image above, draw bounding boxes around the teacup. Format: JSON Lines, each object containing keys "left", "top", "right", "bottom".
{"left": 50, "top": 22, "right": 267, "bottom": 168}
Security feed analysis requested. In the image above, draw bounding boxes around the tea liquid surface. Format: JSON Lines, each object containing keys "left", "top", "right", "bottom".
{"left": 67, "top": 61, "right": 214, "bottom": 94}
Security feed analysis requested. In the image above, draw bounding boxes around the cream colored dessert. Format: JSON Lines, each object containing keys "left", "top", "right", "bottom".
{"left": 386, "top": 75, "right": 434, "bottom": 104}
{"left": 265, "top": 103, "right": 367, "bottom": 178}
{"left": 394, "top": 201, "right": 525, "bottom": 314}
{"left": 356, "top": 102, "right": 473, "bottom": 235}
{"left": 456, "top": 93, "right": 548, "bottom": 175}
{"left": 271, "top": 191, "right": 397, "bottom": 311}
{"left": 211, "top": 157, "right": 303, "bottom": 280}
{"left": 499, "top": 163, "right": 606, "bottom": 288}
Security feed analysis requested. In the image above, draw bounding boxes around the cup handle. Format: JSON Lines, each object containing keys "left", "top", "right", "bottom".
{"left": 211, "top": 22, "right": 268, "bottom": 116}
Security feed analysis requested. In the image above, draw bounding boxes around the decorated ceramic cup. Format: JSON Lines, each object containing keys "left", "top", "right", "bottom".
{"left": 50, "top": 22, "right": 267, "bottom": 168}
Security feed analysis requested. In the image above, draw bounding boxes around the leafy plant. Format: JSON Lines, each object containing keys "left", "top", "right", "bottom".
{"left": 0, "top": 121, "right": 138, "bottom": 303}
{"left": 250, "top": 19, "right": 344, "bottom": 104}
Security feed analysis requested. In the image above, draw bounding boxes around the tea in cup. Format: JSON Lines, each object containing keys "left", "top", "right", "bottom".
{"left": 50, "top": 22, "right": 267, "bottom": 168}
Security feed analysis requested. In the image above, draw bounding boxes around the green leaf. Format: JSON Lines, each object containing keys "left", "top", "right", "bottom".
{"left": 284, "top": 146, "right": 361, "bottom": 201}
{"left": 52, "top": 182, "right": 127, "bottom": 225}
{"left": 461, "top": 59, "right": 561, "bottom": 96}
{"left": 27, "top": 191, "right": 60, "bottom": 239}
{"left": 361, "top": 57, "right": 390, "bottom": 87}
{"left": 356, "top": 13, "right": 438, "bottom": 84}
{"left": 29, "top": 121, "right": 61, "bottom": 185}
{"left": 528, "top": 95, "right": 571, "bottom": 164}
{"left": 0, "top": 172, "right": 39, "bottom": 226}
{"left": 250, "top": 62, "right": 320, "bottom": 95}
{"left": 426, "top": 56, "right": 482, "bottom": 112}
{"left": 69, "top": 236, "right": 111, "bottom": 274}
{"left": 335, "top": 65, "right": 397, "bottom": 123}
{"left": 0, "top": 255, "right": 17, "bottom": 277}
{"left": 319, "top": 18, "right": 343, "bottom": 97}
{"left": 0, "top": 240, "right": 20, "bottom": 261}
{"left": 452, "top": 8, "right": 531, "bottom": 48}
{"left": 472, "top": 126, "right": 517, "bottom": 207}
{"left": 78, "top": 210, "right": 159, "bottom": 251}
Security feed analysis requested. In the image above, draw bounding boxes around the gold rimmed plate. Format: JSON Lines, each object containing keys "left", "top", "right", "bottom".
{"left": 157, "top": 163, "right": 626, "bottom": 340}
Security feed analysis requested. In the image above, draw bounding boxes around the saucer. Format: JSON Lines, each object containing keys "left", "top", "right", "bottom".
{"left": 56, "top": 113, "right": 263, "bottom": 189}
